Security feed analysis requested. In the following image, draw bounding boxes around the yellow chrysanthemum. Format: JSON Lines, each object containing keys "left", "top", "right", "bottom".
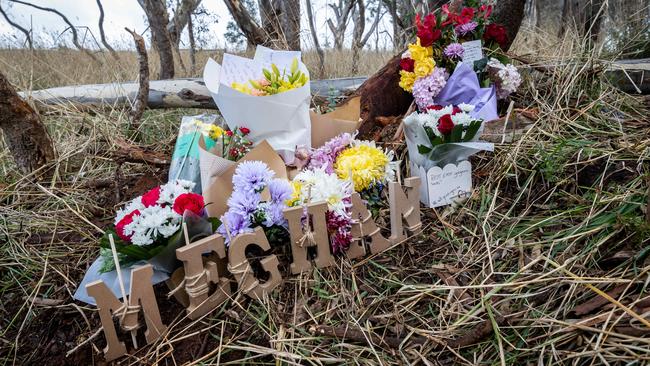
{"left": 408, "top": 38, "right": 433, "bottom": 63}
{"left": 414, "top": 58, "right": 435, "bottom": 78}
{"left": 335, "top": 145, "right": 389, "bottom": 192}
{"left": 399, "top": 70, "right": 416, "bottom": 92}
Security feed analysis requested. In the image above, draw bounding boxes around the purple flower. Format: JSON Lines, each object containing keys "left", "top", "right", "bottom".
{"left": 307, "top": 133, "right": 354, "bottom": 173}
{"left": 232, "top": 161, "right": 274, "bottom": 194}
{"left": 218, "top": 210, "right": 253, "bottom": 244}
{"left": 455, "top": 21, "right": 478, "bottom": 36}
{"left": 268, "top": 178, "right": 292, "bottom": 204}
{"left": 412, "top": 67, "right": 449, "bottom": 111}
{"left": 262, "top": 201, "right": 288, "bottom": 227}
{"left": 443, "top": 43, "right": 465, "bottom": 59}
{"left": 227, "top": 190, "right": 260, "bottom": 218}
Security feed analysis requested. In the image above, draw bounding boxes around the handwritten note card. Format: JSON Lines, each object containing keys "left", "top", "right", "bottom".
{"left": 220, "top": 53, "right": 263, "bottom": 87}
{"left": 462, "top": 40, "right": 483, "bottom": 64}
{"left": 425, "top": 161, "right": 472, "bottom": 208}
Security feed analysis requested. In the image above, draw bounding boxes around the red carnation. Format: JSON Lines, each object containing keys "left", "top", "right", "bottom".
{"left": 173, "top": 193, "right": 205, "bottom": 216}
{"left": 452, "top": 106, "right": 462, "bottom": 115}
{"left": 484, "top": 23, "right": 508, "bottom": 49}
{"left": 399, "top": 58, "right": 415, "bottom": 72}
{"left": 427, "top": 105, "right": 444, "bottom": 111}
{"left": 239, "top": 127, "right": 250, "bottom": 135}
{"left": 479, "top": 4, "right": 493, "bottom": 19}
{"left": 116, "top": 210, "right": 140, "bottom": 242}
{"left": 226, "top": 130, "right": 234, "bottom": 137}
{"left": 437, "top": 114, "right": 454, "bottom": 135}
{"left": 141, "top": 186, "right": 161, "bottom": 207}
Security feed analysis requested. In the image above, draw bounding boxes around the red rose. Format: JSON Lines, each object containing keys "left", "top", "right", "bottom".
{"left": 399, "top": 58, "right": 415, "bottom": 72}
{"left": 141, "top": 186, "right": 161, "bottom": 207}
{"left": 116, "top": 210, "right": 140, "bottom": 242}
{"left": 239, "top": 127, "right": 250, "bottom": 134}
{"left": 173, "top": 193, "right": 205, "bottom": 215}
{"left": 427, "top": 105, "right": 444, "bottom": 111}
{"left": 484, "top": 23, "right": 508, "bottom": 49}
{"left": 226, "top": 130, "right": 234, "bottom": 137}
{"left": 437, "top": 114, "right": 454, "bottom": 135}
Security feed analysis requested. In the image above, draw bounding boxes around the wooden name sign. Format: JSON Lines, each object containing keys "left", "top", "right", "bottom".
{"left": 86, "top": 177, "right": 422, "bottom": 361}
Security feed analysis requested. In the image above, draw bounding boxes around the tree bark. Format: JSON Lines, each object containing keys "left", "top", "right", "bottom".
{"left": 9, "top": 0, "right": 98, "bottom": 61}
{"left": 0, "top": 3, "right": 32, "bottom": 49}
{"left": 306, "top": 0, "right": 325, "bottom": 78}
{"left": 96, "top": 0, "right": 118, "bottom": 58}
{"left": 222, "top": 0, "right": 267, "bottom": 46}
{"left": 0, "top": 71, "right": 56, "bottom": 174}
{"left": 139, "top": 0, "right": 175, "bottom": 79}
{"left": 168, "top": 0, "right": 202, "bottom": 47}
{"left": 491, "top": 0, "right": 526, "bottom": 51}
{"left": 350, "top": 0, "right": 383, "bottom": 75}
{"left": 188, "top": 12, "right": 197, "bottom": 76}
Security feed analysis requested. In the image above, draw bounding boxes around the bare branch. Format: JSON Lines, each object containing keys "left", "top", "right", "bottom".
{"left": 96, "top": 0, "right": 118, "bottom": 58}
{"left": 125, "top": 28, "right": 149, "bottom": 128}
{"left": 9, "top": 0, "right": 99, "bottom": 62}
{"left": 168, "top": 0, "right": 202, "bottom": 46}
{"left": 222, "top": 0, "right": 266, "bottom": 45}
{"left": 305, "top": 0, "right": 324, "bottom": 77}
{"left": 0, "top": 3, "right": 32, "bottom": 49}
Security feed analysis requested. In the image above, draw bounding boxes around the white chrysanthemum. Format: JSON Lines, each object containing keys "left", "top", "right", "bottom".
{"left": 458, "top": 103, "right": 475, "bottom": 113}
{"left": 488, "top": 58, "right": 522, "bottom": 99}
{"left": 115, "top": 198, "right": 145, "bottom": 224}
{"left": 294, "top": 168, "right": 352, "bottom": 217}
{"left": 451, "top": 112, "right": 473, "bottom": 127}
{"left": 123, "top": 206, "right": 181, "bottom": 246}
{"left": 426, "top": 105, "right": 454, "bottom": 121}
{"left": 159, "top": 180, "right": 195, "bottom": 204}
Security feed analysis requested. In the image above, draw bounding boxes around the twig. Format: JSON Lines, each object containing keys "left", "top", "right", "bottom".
{"left": 125, "top": 28, "right": 149, "bottom": 129}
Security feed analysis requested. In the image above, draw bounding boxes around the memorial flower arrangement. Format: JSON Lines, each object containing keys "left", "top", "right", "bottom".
{"left": 217, "top": 161, "right": 292, "bottom": 245}
{"left": 404, "top": 103, "right": 483, "bottom": 154}
{"left": 99, "top": 180, "right": 205, "bottom": 272}
{"left": 305, "top": 132, "right": 396, "bottom": 213}
{"left": 288, "top": 168, "right": 354, "bottom": 254}
{"left": 193, "top": 120, "right": 254, "bottom": 161}
{"left": 231, "top": 58, "right": 309, "bottom": 96}
{"left": 398, "top": 0, "right": 521, "bottom": 111}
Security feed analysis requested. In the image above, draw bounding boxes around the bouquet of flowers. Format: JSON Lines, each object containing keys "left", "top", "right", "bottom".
{"left": 204, "top": 46, "right": 311, "bottom": 164}
{"left": 305, "top": 132, "right": 396, "bottom": 214}
{"left": 288, "top": 168, "right": 354, "bottom": 254}
{"left": 231, "top": 58, "right": 308, "bottom": 96}
{"left": 398, "top": 0, "right": 521, "bottom": 116}
{"left": 217, "top": 161, "right": 292, "bottom": 245}
{"left": 169, "top": 115, "right": 253, "bottom": 194}
{"left": 99, "top": 180, "right": 207, "bottom": 272}
{"left": 403, "top": 103, "right": 493, "bottom": 170}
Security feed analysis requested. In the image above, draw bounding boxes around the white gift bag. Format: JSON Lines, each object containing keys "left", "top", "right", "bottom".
{"left": 203, "top": 46, "right": 311, "bottom": 164}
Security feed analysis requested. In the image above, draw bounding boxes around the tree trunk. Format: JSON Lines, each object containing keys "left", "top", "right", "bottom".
{"left": 223, "top": 0, "right": 267, "bottom": 46}
{"left": 140, "top": 0, "right": 175, "bottom": 79}
{"left": 188, "top": 12, "right": 197, "bottom": 76}
{"left": 125, "top": 28, "right": 150, "bottom": 127}
{"left": 0, "top": 71, "right": 56, "bottom": 173}
{"left": 168, "top": 0, "right": 202, "bottom": 47}
{"left": 306, "top": 0, "right": 325, "bottom": 78}
{"left": 281, "top": 0, "right": 301, "bottom": 50}
{"left": 491, "top": 0, "right": 526, "bottom": 51}
{"left": 355, "top": 53, "right": 413, "bottom": 139}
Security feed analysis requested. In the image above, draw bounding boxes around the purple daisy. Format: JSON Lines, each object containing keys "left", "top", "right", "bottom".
{"left": 455, "top": 21, "right": 478, "bottom": 36}
{"left": 443, "top": 43, "right": 465, "bottom": 59}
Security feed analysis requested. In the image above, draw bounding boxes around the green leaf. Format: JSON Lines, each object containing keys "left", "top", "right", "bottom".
{"left": 423, "top": 125, "right": 436, "bottom": 141}
{"left": 450, "top": 124, "right": 464, "bottom": 142}
{"left": 463, "top": 120, "right": 482, "bottom": 142}
{"left": 208, "top": 217, "right": 222, "bottom": 232}
{"left": 418, "top": 145, "right": 432, "bottom": 154}
{"left": 262, "top": 69, "right": 272, "bottom": 80}
{"left": 271, "top": 63, "right": 280, "bottom": 76}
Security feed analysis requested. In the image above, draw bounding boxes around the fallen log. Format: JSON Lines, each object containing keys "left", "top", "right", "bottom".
{"left": 19, "top": 77, "right": 367, "bottom": 111}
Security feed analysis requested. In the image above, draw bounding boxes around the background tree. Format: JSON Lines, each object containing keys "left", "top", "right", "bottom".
{"left": 326, "top": 0, "right": 356, "bottom": 50}
{"left": 350, "top": 0, "right": 384, "bottom": 74}
{"left": 96, "top": 0, "right": 118, "bottom": 58}
{"left": 0, "top": 2, "right": 32, "bottom": 49}
{"left": 305, "top": 0, "right": 325, "bottom": 77}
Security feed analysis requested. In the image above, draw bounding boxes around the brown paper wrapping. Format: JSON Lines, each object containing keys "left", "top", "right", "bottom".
{"left": 309, "top": 96, "right": 361, "bottom": 147}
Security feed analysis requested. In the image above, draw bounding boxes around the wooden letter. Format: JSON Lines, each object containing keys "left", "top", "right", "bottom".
{"left": 285, "top": 202, "right": 336, "bottom": 274}
{"left": 228, "top": 227, "right": 282, "bottom": 299}
{"left": 176, "top": 233, "right": 231, "bottom": 320}
{"left": 350, "top": 193, "right": 392, "bottom": 254}
{"left": 86, "top": 264, "right": 167, "bottom": 362}
{"left": 388, "top": 177, "right": 422, "bottom": 244}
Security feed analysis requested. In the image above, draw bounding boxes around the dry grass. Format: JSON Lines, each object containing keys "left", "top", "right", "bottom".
{"left": 1, "top": 28, "right": 649, "bottom": 365}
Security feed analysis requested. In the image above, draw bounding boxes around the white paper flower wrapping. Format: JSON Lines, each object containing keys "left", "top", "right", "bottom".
{"left": 203, "top": 46, "right": 311, "bottom": 164}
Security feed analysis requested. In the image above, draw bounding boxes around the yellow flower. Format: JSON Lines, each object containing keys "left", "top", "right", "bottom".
{"left": 399, "top": 70, "right": 416, "bottom": 92}
{"left": 414, "top": 58, "right": 435, "bottom": 78}
{"left": 207, "top": 125, "right": 224, "bottom": 139}
{"left": 286, "top": 180, "right": 303, "bottom": 206}
{"left": 231, "top": 82, "right": 252, "bottom": 95}
{"left": 408, "top": 38, "right": 433, "bottom": 63}
{"left": 335, "top": 144, "right": 389, "bottom": 192}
